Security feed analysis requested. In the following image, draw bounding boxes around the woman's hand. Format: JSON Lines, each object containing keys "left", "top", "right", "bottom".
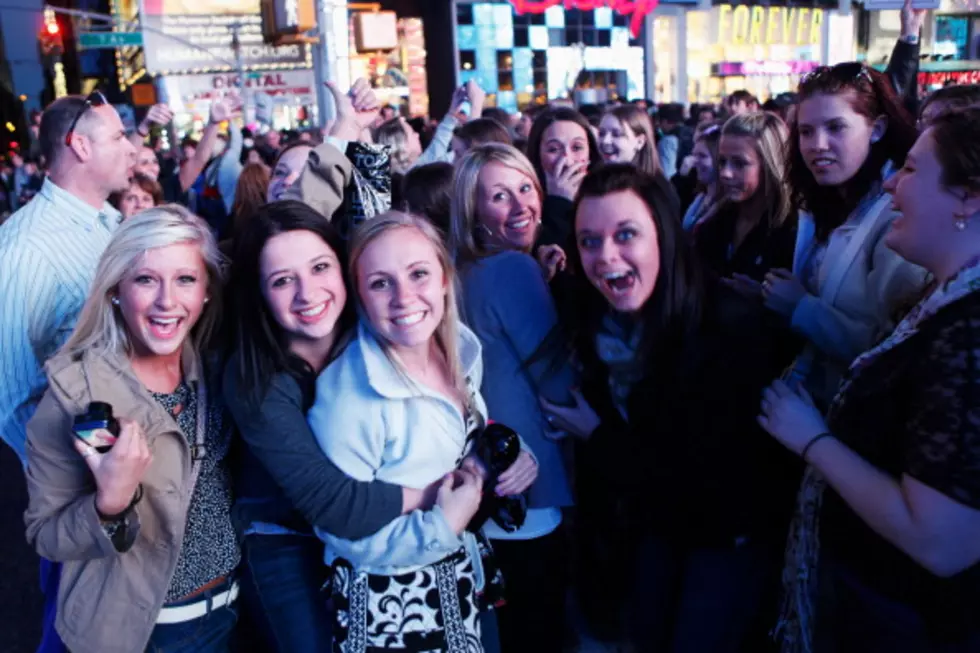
{"left": 901, "top": 0, "right": 926, "bottom": 39}
{"left": 540, "top": 388, "right": 600, "bottom": 439}
{"left": 138, "top": 104, "right": 174, "bottom": 135}
{"left": 763, "top": 268, "right": 807, "bottom": 317}
{"left": 436, "top": 468, "right": 484, "bottom": 535}
{"left": 327, "top": 78, "right": 379, "bottom": 140}
{"left": 75, "top": 418, "right": 152, "bottom": 516}
{"left": 537, "top": 244, "right": 567, "bottom": 281}
{"left": 546, "top": 155, "right": 588, "bottom": 202}
{"left": 723, "top": 273, "right": 763, "bottom": 299}
{"left": 209, "top": 93, "right": 241, "bottom": 126}
{"left": 758, "top": 380, "right": 829, "bottom": 456}
{"left": 495, "top": 451, "right": 538, "bottom": 496}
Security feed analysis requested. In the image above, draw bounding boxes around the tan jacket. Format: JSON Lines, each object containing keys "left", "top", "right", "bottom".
{"left": 282, "top": 137, "right": 352, "bottom": 219}
{"left": 24, "top": 347, "right": 212, "bottom": 653}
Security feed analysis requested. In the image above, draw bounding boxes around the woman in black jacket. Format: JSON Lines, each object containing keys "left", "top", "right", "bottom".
{"left": 540, "top": 165, "right": 795, "bottom": 652}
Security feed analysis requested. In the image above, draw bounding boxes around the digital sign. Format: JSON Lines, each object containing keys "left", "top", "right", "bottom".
{"left": 506, "top": 0, "right": 659, "bottom": 37}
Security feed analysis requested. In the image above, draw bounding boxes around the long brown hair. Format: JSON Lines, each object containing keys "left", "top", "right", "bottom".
{"left": 231, "top": 162, "right": 270, "bottom": 235}
{"left": 604, "top": 104, "right": 662, "bottom": 175}
{"left": 526, "top": 107, "right": 602, "bottom": 188}
{"left": 788, "top": 63, "right": 917, "bottom": 241}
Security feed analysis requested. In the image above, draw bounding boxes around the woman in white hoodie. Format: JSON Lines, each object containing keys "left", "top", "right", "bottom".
{"left": 307, "top": 212, "right": 537, "bottom": 652}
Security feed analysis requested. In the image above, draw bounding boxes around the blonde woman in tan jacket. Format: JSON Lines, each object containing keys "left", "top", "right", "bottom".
{"left": 24, "top": 206, "right": 237, "bottom": 653}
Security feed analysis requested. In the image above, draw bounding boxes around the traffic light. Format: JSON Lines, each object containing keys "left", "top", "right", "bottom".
{"left": 39, "top": 12, "right": 63, "bottom": 57}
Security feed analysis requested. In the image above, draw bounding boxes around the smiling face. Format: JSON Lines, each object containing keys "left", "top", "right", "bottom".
{"left": 475, "top": 161, "right": 541, "bottom": 252}
{"left": 598, "top": 114, "right": 646, "bottom": 164}
{"left": 356, "top": 226, "right": 447, "bottom": 355}
{"left": 539, "top": 120, "right": 590, "bottom": 175}
{"left": 797, "top": 90, "right": 880, "bottom": 187}
{"left": 259, "top": 229, "right": 347, "bottom": 353}
{"left": 267, "top": 145, "right": 313, "bottom": 202}
{"left": 576, "top": 189, "right": 660, "bottom": 313}
{"left": 718, "top": 134, "right": 762, "bottom": 203}
{"left": 119, "top": 182, "right": 155, "bottom": 220}
{"left": 116, "top": 242, "right": 208, "bottom": 358}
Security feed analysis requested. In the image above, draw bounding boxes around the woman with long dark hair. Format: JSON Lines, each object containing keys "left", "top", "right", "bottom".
{"left": 766, "top": 63, "right": 928, "bottom": 404}
{"left": 541, "top": 165, "right": 791, "bottom": 651}
{"left": 525, "top": 107, "right": 602, "bottom": 247}
{"left": 224, "top": 201, "right": 445, "bottom": 652}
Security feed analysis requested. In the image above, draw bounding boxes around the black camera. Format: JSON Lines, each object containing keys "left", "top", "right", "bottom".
{"left": 467, "top": 422, "right": 527, "bottom": 533}
{"left": 72, "top": 402, "right": 119, "bottom": 454}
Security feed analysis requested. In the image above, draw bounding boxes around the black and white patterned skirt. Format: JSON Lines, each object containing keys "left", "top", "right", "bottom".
{"left": 329, "top": 549, "right": 483, "bottom": 653}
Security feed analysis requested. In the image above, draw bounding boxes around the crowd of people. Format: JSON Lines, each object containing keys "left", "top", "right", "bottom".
{"left": 3, "top": 3, "right": 980, "bottom": 652}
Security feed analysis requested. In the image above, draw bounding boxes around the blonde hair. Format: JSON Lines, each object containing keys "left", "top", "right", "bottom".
{"left": 348, "top": 211, "right": 469, "bottom": 399}
{"left": 605, "top": 105, "right": 662, "bottom": 175}
{"left": 376, "top": 117, "right": 414, "bottom": 175}
{"left": 450, "top": 143, "right": 543, "bottom": 264}
{"left": 720, "top": 112, "right": 793, "bottom": 228}
{"left": 60, "top": 204, "right": 227, "bottom": 359}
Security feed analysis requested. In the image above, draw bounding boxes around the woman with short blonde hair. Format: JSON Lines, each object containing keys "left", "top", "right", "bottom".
{"left": 450, "top": 143, "right": 543, "bottom": 264}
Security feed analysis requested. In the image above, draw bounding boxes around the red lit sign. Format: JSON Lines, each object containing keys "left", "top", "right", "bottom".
{"left": 507, "top": 0, "right": 658, "bottom": 38}
{"left": 918, "top": 69, "right": 980, "bottom": 87}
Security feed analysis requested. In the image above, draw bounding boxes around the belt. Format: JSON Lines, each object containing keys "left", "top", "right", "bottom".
{"left": 156, "top": 580, "right": 239, "bottom": 625}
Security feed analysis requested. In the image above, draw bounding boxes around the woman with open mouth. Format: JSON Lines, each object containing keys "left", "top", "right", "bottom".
{"left": 597, "top": 104, "right": 661, "bottom": 177}
{"left": 540, "top": 164, "right": 791, "bottom": 652}
{"left": 767, "top": 63, "right": 928, "bottom": 406}
{"left": 25, "top": 207, "right": 241, "bottom": 653}
{"left": 760, "top": 105, "right": 980, "bottom": 653}
{"left": 450, "top": 142, "right": 576, "bottom": 653}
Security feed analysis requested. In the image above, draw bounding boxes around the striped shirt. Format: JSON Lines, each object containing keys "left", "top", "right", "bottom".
{"left": 0, "top": 178, "right": 121, "bottom": 463}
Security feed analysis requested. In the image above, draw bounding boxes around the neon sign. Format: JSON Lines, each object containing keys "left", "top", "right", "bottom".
{"left": 507, "top": 0, "right": 659, "bottom": 38}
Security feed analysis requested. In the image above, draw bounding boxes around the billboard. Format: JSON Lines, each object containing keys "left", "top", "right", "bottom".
{"left": 140, "top": 0, "right": 311, "bottom": 75}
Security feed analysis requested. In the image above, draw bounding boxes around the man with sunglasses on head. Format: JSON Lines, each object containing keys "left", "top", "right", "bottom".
{"left": 0, "top": 92, "right": 135, "bottom": 465}
{"left": 0, "top": 91, "right": 135, "bottom": 653}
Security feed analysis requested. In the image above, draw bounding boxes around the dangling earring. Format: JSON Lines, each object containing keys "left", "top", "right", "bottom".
{"left": 954, "top": 211, "right": 968, "bottom": 231}
{"left": 111, "top": 296, "right": 120, "bottom": 306}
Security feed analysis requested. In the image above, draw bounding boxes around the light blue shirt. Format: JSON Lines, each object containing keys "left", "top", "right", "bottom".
{"left": 307, "top": 321, "right": 487, "bottom": 576}
{"left": 0, "top": 178, "right": 120, "bottom": 462}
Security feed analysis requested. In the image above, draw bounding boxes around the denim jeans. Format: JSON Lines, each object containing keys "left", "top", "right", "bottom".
{"left": 238, "top": 533, "right": 332, "bottom": 653}
{"left": 145, "top": 578, "right": 238, "bottom": 653}
{"left": 627, "top": 534, "right": 769, "bottom": 653}
{"left": 38, "top": 558, "right": 67, "bottom": 653}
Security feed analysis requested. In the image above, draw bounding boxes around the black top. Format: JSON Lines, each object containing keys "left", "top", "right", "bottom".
{"left": 153, "top": 381, "right": 240, "bottom": 602}
{"left": 692, "top": 205, "right": 797, "bottom": 283}
{"left": 577, "top": 280, "right": 800, "bottom": 546}
{"left": 223, "top": 360, "right": 403, "bottom": 541}
{"left": 822, "top": 290, "right": 980, "bottom": 642}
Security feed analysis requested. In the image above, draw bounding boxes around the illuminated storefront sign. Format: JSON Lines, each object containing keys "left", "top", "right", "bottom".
{"left": 918, "top": 69, "right": 980, "bottom": 86}
{"left": 713, "top": 59, "right": 820, "bottom": 76}
{"left": 507, "top": 0, "right": 658, "bottom": 37}
{"left": 717, "top": 5, "right": 823, "bottom": 46}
